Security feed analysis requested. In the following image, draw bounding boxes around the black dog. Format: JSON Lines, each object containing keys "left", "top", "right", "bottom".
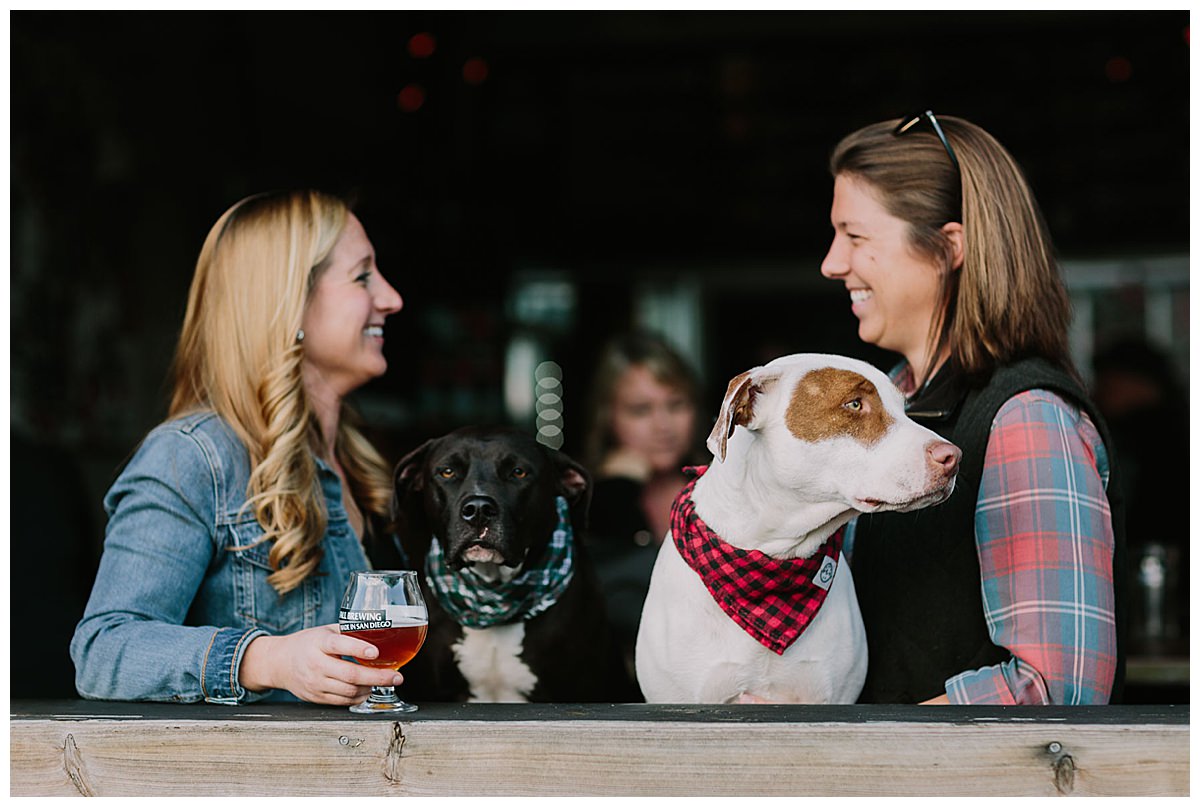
{"left": 388, "top": 426, "right": 638, "bottom": 703}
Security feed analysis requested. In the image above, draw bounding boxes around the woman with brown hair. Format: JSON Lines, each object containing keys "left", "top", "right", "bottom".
{"left": 581, "top": 330, "right": 705, "bottom": 678}
{"left": 72, "top": 190, "right": 409, "bottom": 705}
{"left": 820, "top": 112, "right": 1126, "bottom": 704}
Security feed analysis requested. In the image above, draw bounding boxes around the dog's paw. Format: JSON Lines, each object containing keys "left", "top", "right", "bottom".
{"left": 734, "top": 691, "right": 775, "bottom": 704}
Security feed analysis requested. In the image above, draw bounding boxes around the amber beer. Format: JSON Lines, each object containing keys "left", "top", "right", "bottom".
{"left": 340, "top": 572, "right": 427, "bottom": 714}
{"left": 345, "top": 621, "right": 428, "bottom": 670}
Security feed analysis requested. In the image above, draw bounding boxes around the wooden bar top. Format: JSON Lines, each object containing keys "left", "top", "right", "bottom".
{"left": 11, "top": 700, "right": 1189, "bottom": 796}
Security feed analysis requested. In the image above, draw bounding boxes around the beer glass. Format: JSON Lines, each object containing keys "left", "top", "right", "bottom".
{"left": 339, "top": 570, "right": 428, "bottom": 714}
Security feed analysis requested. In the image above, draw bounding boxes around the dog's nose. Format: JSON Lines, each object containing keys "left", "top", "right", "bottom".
{"left": 927, "top": 440, "right": 961, "bottom": 477}
{"left": 460, "top": 496, "right": 499, "bottom": 525}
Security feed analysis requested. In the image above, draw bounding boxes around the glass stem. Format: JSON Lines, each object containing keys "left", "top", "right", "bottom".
{"left": 371, "top": 685, "right": 397, "bottom": 703}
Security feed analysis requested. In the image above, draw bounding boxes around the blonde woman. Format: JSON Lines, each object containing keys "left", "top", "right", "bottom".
{"left": 71, "top": 190, "right": 407, "bottom": 705}
{"left": 820, "top": 113, "right": 1127, "bottom": 704}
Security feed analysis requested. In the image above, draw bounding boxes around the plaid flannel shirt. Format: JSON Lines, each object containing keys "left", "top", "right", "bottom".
{"left": 946, "top": 389, "right": 1117, "bottom": 704}
{"left": 854, "top": 363, "right": 1117, "bottom": 704}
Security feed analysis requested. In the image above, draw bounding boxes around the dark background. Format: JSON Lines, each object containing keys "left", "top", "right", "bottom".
{"left": 10, "top": 10, "right": 1190, "bottom": 698}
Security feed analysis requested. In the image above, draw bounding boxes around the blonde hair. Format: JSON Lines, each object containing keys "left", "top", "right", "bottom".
{"left": 170, "top": 190, "right": 394, "bottom": 594}
{"left": 830, "top": 115, "right": 1074, "bottom": 388}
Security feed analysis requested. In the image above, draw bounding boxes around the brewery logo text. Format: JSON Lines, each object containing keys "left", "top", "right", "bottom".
{"left": 339, "top": 608, "right": 391, "bottom": 631}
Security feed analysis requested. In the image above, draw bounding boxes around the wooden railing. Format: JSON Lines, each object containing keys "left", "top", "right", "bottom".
{"left": 10, "top": 700, "right": 1188, "bottom": 796}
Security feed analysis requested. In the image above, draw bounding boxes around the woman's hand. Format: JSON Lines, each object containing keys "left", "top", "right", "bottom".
{"left": 240, "top": 624, "right": 405, "bottom": 705}
{"left": 599, "top": 446, "right": 653, "bottom": 482}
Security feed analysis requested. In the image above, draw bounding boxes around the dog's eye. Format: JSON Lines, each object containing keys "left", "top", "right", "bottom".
{"left": 511, "top": 467, "right": 528, "bottom": 479}
{"left": 844, "top": 398, "right": 863, "bottom": 411}
{"left": 437, "top": 467, "right": 456, "bottom": 479}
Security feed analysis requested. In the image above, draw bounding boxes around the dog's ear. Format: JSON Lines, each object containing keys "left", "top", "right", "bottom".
{"left": 390, "top": 438, "right": 437, "bottom": 563}
{"left": 549, "top": 448, "right": 593, "bottom": 527}
{"left": 391, "top": 441, "right": 434, "bottom": 528}
{"left": 391, "top": 438, "right": 434, "bottom": 524}
{"left": 706, "top": 368, "right": 778, "bottom": 462}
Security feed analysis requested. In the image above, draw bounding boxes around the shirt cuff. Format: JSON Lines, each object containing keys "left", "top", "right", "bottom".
{"left": 946, "top": 661, "right": 1050, "bottom": 705}
{"left": 201, "top": 626, "right": 268, "bottom": 705}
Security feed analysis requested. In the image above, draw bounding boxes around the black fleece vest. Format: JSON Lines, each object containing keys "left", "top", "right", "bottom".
{"left": 851, "top": 357, "right": 1127, "bottom": 703}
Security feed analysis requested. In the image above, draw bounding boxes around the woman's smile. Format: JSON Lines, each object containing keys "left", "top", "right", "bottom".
{"left": 820, "top": 174, "right": 946, "bottom": 375}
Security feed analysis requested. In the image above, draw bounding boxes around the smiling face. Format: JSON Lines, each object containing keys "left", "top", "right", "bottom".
{"left": 610, "top": 364, "right": 697, "bottom": 475}
{"left": 300, "top": 213, "right": 403, "bottom": 397}
{"left": 820, "top": 174, "right": 947, "bottom": 375}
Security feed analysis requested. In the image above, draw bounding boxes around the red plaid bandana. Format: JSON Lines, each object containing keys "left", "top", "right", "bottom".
{"left": 671, "top": 466, "right": 844, "bottom": 656}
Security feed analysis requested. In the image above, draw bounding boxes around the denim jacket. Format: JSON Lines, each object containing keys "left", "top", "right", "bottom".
{"left": 71, "top": 411, "right": 375, "bottom": 704}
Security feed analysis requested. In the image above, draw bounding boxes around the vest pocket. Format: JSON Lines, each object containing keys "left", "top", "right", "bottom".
{"left": 229, "top": 522, "right": 320, "bottom": 634}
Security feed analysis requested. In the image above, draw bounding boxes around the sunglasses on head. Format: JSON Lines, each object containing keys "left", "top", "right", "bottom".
{"left": 894, "top": 110, "right": 959, "bottom": 172}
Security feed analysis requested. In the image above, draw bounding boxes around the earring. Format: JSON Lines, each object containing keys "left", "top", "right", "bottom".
{"left": 296, "top": 329, "right": 305, "bottom": 343}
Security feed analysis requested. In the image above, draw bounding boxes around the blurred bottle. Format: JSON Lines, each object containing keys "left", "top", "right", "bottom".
{"left": 1093, "top": 339, "right": 1189, "bottom": 659}
{"left": 1130, "top": 541, "right": 1182, "bottom": 656}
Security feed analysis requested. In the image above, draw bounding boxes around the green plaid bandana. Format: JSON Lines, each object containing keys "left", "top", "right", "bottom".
{"left": 424, "top": 496, "right": 575, "bottom": 628}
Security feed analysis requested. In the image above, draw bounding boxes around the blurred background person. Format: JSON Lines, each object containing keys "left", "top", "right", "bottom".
{"left": 580, "top": 330, "right": 707, "bottom": 681}
{"left": 1093, "top": 337, "right": 1188, "bottom": 656}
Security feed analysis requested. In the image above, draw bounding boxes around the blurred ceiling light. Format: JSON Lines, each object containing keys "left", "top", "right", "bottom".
{"left": 1105, "top": 56, "right": 1133, "bottom": 82}
{"left": 397, "top": 83, "right": 425, "bottom": 112}
{"left": 463, "top": 57, "right": 489, "bottom": 85}
{"left": 408, "top": 32, "right": 436, "bottom": 59}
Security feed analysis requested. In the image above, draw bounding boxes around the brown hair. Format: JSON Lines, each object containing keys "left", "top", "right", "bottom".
{"left": 830, "top": 115, "right": 1074, "bottom": 388}
{"left": 170, "top": 190, "right": 394, "bottom": 594}
{"left": 582, "top": 331, "right": 704, "bottom": 472}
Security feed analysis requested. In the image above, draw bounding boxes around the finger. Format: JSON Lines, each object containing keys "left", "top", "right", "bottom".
{"left": 299, "top": 667, "right": 376, "bottom": 703}
{"left": 320, "top": 676, "right": 373, "bottom": 701}
{"left": 335, "top": 659, "right": 405, "bottom": 688}
{"left": 308, "top": 687, "right": 370, "bottom": 707}
{"left": 324, "top": 630, "right": 382, "bottom": 661}
{"left": 320, "top": 694, "right": 360, "bottom": 706}
{"left": 313, "top": 650, "right": 402, "bottom": 685}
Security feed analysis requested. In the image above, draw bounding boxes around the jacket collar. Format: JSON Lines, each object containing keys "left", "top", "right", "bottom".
{"left": 899, "top": 358, "right": 973, "bottom": 425}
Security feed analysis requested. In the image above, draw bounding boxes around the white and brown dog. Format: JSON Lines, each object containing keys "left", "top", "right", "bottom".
{"left": 635, "top": 353, "right": 960, "bottom": 704}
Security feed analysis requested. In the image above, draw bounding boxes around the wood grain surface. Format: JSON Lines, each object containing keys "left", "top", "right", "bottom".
{"left": 10, "top": 701, "right": 1189, "bottom": 797}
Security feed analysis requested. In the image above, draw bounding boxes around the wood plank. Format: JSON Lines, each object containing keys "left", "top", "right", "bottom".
{"left": 9, "top": 702, "right": 1189, "bottom": 796}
